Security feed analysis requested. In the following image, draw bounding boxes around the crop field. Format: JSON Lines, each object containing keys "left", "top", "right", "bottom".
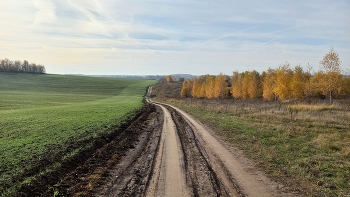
{"left": 0, "top": 73, "right": 156, "bottom": 195}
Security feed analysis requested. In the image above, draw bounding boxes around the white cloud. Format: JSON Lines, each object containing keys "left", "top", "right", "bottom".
{"left": 32, "top": 0, "right": 56, "bottom": 25}
{"left": 0, "top": 0, "right": 349, "bottom": 75}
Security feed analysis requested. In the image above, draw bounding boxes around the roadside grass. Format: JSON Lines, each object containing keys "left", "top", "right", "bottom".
{"left": 157, "top": 98, "right": 350, "bottom": 196}
{"left": 287, "top": 104, "right": 337, "bottom": 112}
{"left": 0, "top": 73, "right": 156, "bottom": 196}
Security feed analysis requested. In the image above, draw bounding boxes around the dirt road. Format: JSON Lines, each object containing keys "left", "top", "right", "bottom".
{"left": 145, "top": 104, "right": 189, "bottom": 196}
{"left": 44, "top": 87, "right": 288, "bottom": 196}
{"left": 164, "top": 104, "right": 279, "bottom": 196}
{"left": 97, "top": 88, "right": 289, "bottom": 196}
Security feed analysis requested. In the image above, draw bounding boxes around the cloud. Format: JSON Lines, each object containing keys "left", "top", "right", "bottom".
{"left": 0, "top": 0, "right": 349, "bottom": 75}
{"left": 32, "top": 0, "right": 56, "bottom": 25}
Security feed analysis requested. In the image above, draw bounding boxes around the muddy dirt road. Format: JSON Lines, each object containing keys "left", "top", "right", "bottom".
{"left": 42, "top": 87, "right": 289, "bottom": 196}
{"left": 145, "top": 103, "right": 189, "bottom": 196}
{"left": 96, "top": 88, "right": 290, "bottom": 197}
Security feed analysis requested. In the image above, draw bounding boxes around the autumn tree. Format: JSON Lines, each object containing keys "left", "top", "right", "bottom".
{"left": 214, "top": 73, "right": 229, "bottom": 99}
{"left": 240, "top": 72, "right": 249, "bottom": 99}
{"left": 197, "top": 78, "right": 206, "bottom": 99}
{"left": 310, "top": 71, "right": 325, "bottom": 98}
{"left": 262, "top": 68, "right": 277, "bottom": 100}
{"left": 166, "top": 75, "right": 174, "bottom": 83}
{"left": 340, "top": 77, "right": 350, "bottom": 97}
{"left": 319, "top": 48, "right": 342, "bottom": 104}
{"left": 191, "top": 77, "right": 199, "bottom": 98}
{"left": 230, "top": 71, "right": 242, "bottom": 99}
{"left": 180, "top": 79, "right": 192, "bottom": 98}
{"left": 246, "top": 70, "right": 262, "bottom": 99}
{"left": 199, "top": 85, "right": 206, "bottom": 98}
{"left": 274, "top": 63, "right": 293, "bottom": 100}
{"left": 205, "top": 75, "right": 216, "bottom": 99}
{"left": 290, "top": 65, "right": 306, "bottom": 100}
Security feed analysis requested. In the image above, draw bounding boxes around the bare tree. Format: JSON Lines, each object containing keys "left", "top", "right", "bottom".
{"left": 0, "top": 59, "right": 46, "bottom": 74}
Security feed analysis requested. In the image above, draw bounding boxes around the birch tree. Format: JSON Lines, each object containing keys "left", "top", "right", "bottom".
{"left": 319, "top": 48, "right": 342, "bottom": 104}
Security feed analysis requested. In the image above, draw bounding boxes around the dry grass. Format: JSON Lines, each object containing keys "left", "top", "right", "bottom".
{"left": 287, "top": 104, "right": 337, "bottom": 111}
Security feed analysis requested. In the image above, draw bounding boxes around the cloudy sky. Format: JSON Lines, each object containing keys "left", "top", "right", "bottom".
{"left": 1, "top": 0, "right": 349, "bottom": 75}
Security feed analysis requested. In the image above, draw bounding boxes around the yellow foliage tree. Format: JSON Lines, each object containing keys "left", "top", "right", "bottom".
{"left": 339, "top": 77, "right": 350, "bottom": 97}
{"left": 205, "top": 75, "right": 216, "bottom": 99}
{"left": 290, "top": 65, "right": 306, "bottom": 100}
{"left": 214, "top": 73, "right": 229, "bottom": 99}
{"left": 246, "top": 70, "right": 261, "bottom": 99}
{"left": 274, "top": 63, "right": 293, "bottom": 100}
{"left": 180, "top": 79, "right": 192, "bottom": 98}
{"left": 230, "top": 71, "right": 242, "bottom": 99}
{"left": 241, "top": 72, "right": 250, "bottom": 99}
{"left": 262, "top": 68, "right": 277, "bottom": 100}
{"left": 192, "top": 77, "right": 200, "bottom": 98}
{"left": 166, "top": 75, "right": 173, "bottom": 83}
{"left": 310, "top": 71, "right": 325, "bottom": 98}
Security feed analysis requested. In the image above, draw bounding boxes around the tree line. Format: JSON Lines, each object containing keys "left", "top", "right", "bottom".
{"left": 181, "top": 48, "right": 350, "bottom": 104}
{"left": 0, "top": 58, "right": 46, "bottom": 74}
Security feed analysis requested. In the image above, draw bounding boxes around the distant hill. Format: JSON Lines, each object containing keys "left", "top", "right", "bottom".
{"left": 65, "top": 74, "right": 194, "bottom": 80}
{"left": 169, "top": 74, "right": 193, "bottom": 79}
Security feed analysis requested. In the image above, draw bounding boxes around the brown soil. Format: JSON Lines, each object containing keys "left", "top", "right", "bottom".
{"left": 97, "top": 105, "right": 164, "bottom": 196}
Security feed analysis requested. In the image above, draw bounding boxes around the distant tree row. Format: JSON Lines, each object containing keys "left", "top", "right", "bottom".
{"left": 181, "top": 73, "right": 230, "bottom": 99}
{"left": 181, "top": 48, "right": 350, "bottom": 104}
{"left": 0, "top": 58, "right": 46, "bottom": 74}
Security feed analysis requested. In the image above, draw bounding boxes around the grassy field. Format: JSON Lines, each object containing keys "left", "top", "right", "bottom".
{"left": 152, "top": 80, "right": 350, "bottom": 196}
{"left": 0, "top": 73, "right": 156, "bottom": 195}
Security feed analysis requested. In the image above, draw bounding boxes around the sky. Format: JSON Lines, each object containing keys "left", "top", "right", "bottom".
{"left": 1, "top": 0, "right": 349, "bottom": 75}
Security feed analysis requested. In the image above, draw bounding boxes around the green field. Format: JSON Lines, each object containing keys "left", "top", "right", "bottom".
{"left": 0, "top": 73, "right": 156, "bottom": 195}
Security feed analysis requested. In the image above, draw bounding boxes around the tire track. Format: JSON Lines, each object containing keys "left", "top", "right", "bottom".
{"left": 167, "top": 103, "right": 279, "bottom": 197}
{"left": 146, "top": 104, "right": 190, "bottom": 197}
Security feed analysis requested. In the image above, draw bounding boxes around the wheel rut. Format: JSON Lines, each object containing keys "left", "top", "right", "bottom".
{"left": 168, "top": 106, "right": 239, "bottom": 197}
